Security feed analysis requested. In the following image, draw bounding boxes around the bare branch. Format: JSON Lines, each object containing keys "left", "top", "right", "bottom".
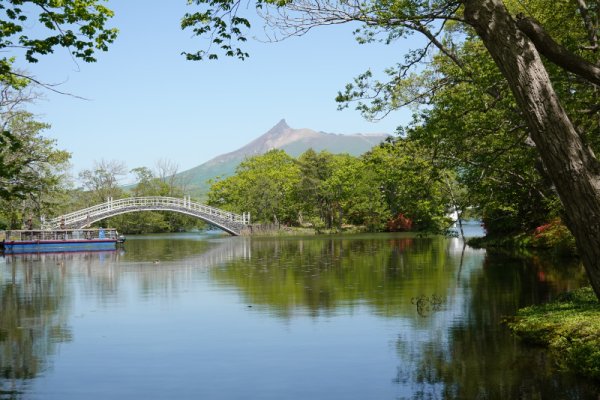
{"left": 574, "top": 0, "right": 599, "bottom": 51}
{"left": 9, "top": 71, "right": 89, "bottom": 100}
{"left": 259, "top": 0, "right": 463, "bottom": 42}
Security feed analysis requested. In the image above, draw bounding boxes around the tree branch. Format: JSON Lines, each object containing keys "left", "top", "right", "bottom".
{"left": 574, "top": 0, "right": 599, "bottom": 51}
{"left": 516, "top": 15, "right": 600, "bottom": 86}
{"left": 406, "top": 19, "right": 464, "bottom": 69}
{"left": 9, "top": 71, "right": 89, "bottom": 100}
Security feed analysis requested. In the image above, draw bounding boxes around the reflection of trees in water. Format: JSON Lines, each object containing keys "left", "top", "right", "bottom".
{"left": 210, "top": 235, "right": 473, "bottom": 319}
{"left": 1, "top": 236, "right": 594, "bottom": 398}
{"left": 0, "top": 238, "right": 250, "bottom": 397}
{"left": 393, "top": 251, "right": 598, "bottom": 399}
{"left": 119, "top": 236, "right": 218, "bottom": 262}
{"left": 0, "top": 262, "right": 71, "bottom": 397}
{"left": 3, "top": 238, "right": 252, "bottom": 307}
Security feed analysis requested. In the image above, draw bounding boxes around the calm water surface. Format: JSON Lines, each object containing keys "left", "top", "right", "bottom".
{"left": 1, "top": 232, "right": 599, "bottom": 399}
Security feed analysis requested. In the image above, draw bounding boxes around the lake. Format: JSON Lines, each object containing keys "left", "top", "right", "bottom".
{"left": 1, "top": 232, "right": 599, "bottom": 399}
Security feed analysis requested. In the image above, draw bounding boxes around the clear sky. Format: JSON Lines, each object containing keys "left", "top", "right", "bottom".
{"left": 25, "top": 1, "right": 414, "bottom": 177}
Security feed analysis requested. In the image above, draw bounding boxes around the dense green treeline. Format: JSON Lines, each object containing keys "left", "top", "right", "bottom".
{"left": 205, "top": 134, "right": 557, "bottom": 239}
{"left": 207, "top": 144, "right": 455, "bottom": 233}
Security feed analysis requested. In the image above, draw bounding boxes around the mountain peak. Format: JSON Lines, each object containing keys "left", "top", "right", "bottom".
{"left": 269, "top": 118, "right": 290, "bottom": 133}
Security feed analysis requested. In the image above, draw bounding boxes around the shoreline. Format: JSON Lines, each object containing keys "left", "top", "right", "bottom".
{"left": 506, "top": 287, "right": 600, "bottom": 381}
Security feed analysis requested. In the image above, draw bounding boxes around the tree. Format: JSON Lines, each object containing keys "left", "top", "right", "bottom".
{"left": 0, "top": 112, "right": 71, "bottom": 229}
{"left": 0, "top": 0, "right": 117, "bottom": 88}
{"left": 0, "top": 77, "right": 46, "bottom": 200}
{"left": 0, "top": 1, "right": 116, "bottom": 220}
{"left": 155, "top": 158, "right": 182, "bottom": 196}
{"left": 402, "top": 34, "right": 555, "bottom": 237}
{"left": 293, "top": 149, "right": 390, "bottom": 230}
{"left": 184, "top": 0, "right": 600, "bottom": 299}
{"left": 130, "top": 166, "right": 155, "bottom": 197}
{"left": 295, "top": 149, "right": 337, "bottom": 228}
{"left": 78, "top": 159, "right": 127, "bottom": 203}
{"left": 208, "top": 150, "right": 302, "bottom": 225}
{"left": 461, "top": 2, "right": 600, "bottom": 299}
{"left": 363, "top": 138, "right": 451, "bottom": 232}
{"left": 324, "top": 153, "right": 390, "bottom": 230}
{"left": 0, "top": 80, "right": 71, "bottom": 229}
{"left": 120, "top": 164, "right": 202, "bottom": 233}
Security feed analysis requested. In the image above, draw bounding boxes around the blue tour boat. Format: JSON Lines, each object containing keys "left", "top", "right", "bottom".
{"left": 1, "top": 228, "right": 124, "bottom": 254}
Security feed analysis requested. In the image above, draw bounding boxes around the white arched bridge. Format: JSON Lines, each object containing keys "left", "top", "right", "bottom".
{"left": 47, "top": 196, "right": 250, "bottom": 236}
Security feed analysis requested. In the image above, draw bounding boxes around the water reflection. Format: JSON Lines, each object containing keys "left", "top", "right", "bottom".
{"left": 0, "top": 233, "right": 598, "bottom": 399}
{"left": 210, "top": 235, "right": 470, "bottom": 320}
{"left": 0, "top": 260, "right": 71, "bottom": 398}
{"left": 0, "top": 236, "right": 248, "bottom": 399}
{"left": 394, "top": 250, "right": 596, "bottom": 399}
{"left": 209, "top": 235, "right": 598, "bottom": 397}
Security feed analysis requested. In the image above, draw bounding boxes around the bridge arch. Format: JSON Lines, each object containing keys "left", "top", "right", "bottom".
{"left": 48, "top": 197, "right": 250, "bottom": 236}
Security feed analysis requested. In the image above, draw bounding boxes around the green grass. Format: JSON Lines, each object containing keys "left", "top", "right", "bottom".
{"left": 507, "top": 287, "right": 600, "bottom": 380}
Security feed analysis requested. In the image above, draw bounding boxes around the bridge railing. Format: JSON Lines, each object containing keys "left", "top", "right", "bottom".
{"left": 48, "top": 196, "right": 248, "bottom": 229}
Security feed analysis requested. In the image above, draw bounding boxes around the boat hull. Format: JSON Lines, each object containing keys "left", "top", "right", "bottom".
{"left": 2, "top": 239, "right": 117, "bottom": 254}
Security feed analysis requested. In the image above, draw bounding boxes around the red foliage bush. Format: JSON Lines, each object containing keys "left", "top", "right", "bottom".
{"left": 386, "top": 213, "right": 413, "bottom": 232}
{"left": 532, "top": 218, "right": 576, "bottom": 254}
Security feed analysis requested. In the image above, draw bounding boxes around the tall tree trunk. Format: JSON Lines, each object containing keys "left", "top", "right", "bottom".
{"left": 464, "top": 0, "right": 600, "bottom": 298}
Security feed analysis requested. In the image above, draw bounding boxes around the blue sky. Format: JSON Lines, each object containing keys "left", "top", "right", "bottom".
{"left": 25, "top": 1, "right": 414, "bottom": 176}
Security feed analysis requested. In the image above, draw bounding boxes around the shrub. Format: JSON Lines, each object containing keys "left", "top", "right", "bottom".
{"left": 386, "top": 213, "right": 413, "bottom": 231}
{"left": 531, "top": 218, "right": 576, "bottom": 255}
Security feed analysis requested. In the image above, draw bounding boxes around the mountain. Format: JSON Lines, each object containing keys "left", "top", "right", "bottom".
{"left": 177, "top": 119, "right": 390, "bottom": 196}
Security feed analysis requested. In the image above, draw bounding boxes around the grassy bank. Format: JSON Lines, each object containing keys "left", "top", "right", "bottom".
{"left": 241, "top": 226, "right": 317, "bottom": 236}
{"left": 242, "top": 224, "right": 368, "bottom": 236}
{"left": 507, "top": 287, "right": 600, "bottom": 381}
